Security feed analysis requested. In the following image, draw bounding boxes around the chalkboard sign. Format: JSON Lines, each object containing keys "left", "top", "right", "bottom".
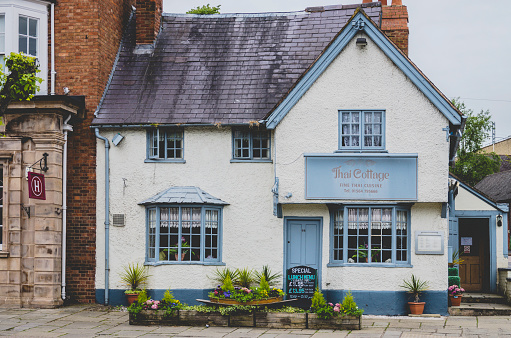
{"left": 286, "top": 266, "right": 317, "bottom": 308}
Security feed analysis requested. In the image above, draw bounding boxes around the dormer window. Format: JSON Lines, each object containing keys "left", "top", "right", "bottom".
{"left": 339, "top": 110, "right": 385, "bottom": 151}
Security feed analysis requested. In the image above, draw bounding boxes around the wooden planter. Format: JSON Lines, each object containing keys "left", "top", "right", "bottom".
{"left": 129, "top": 310, "right": 361, "bottom": 330}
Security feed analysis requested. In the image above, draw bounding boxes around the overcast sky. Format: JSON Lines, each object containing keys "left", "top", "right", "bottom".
{"left": 163, "top": 0, "right": 511, "bottom": 145}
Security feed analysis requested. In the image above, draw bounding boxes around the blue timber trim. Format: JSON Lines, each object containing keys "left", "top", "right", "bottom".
{"left": 455, "top": 210, "right": 498, "bottom": 293}
{"left": 324, "top": 290, "right": 447, "bottom": 316}
{"left": 283, "top": 217, "right": 323, "bottom": 296}
{"left": 96, "top": 289, "right": 210, "bottom": 306}
{"left": 265, "top": 12, "right": 461, "bottom": 129}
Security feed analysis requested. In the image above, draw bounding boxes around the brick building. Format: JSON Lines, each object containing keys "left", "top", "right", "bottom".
{"left": 0, "top": 0, "right": 133, "bottom": 307}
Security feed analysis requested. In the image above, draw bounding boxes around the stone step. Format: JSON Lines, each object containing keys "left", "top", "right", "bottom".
{"left": 461, "top": 293, "right": 507, "bottom": 304}
{"left": 449, "top": 302, "right": 511, "bottom": 316}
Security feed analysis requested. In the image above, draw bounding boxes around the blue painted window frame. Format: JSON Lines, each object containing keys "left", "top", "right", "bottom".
{"left": 145, "top": 204, "right": 223, "bottom": 265}
{"left": 329, "top": 205, "right": 410, "bottom": 267}
{"left": 231, "top": 128, "right": 271, "bottom": 162}
{"left": 338, "top": 110, "right": 385, "bottom": 151}
{"left": 145, "top": 128, "right": 185, "bottom": 163}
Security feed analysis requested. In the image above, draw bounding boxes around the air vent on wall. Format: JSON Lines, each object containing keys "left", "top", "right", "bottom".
{"left": 112, "top": 214, "right": 125, "bottom": 227}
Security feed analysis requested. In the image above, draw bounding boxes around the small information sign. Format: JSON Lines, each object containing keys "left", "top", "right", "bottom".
{"left": 464, "top": 245, "right": 471, "bottom": 254}
{"left": 286, "top": 266, "right": 317, "bottom": 308}
{"left": 28, "top": 172, "right": 46, "bottom": 200}
{"left": 415, "top": 231, "right": 444, "bottom": 255}
{"left": 461, "top": 237, "right": 472, "bottom": 246}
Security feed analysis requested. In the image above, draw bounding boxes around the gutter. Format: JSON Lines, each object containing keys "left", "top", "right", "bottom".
{"left": 94, "top": 128, "right": 110, "bottom": 305}
{"left": 450, "top": 116, "right": 467, "bottom": 166}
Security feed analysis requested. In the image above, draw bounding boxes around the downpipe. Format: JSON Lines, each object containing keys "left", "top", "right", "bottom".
{"left": 61, "top": 114, "right": 72, "bottom": 300}
{"left": 94, "top": 128, "right": 110, "bottom": 305}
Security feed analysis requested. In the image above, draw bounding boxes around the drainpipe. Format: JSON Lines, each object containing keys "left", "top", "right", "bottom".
{"left": 94, "top": 128, "right": 110, "bottom": 305}
{"left": 50, "top": 2, "right": 55, "bottom": 95}
{"left": 61, "top": 114, "right": 72, "bottom": 300}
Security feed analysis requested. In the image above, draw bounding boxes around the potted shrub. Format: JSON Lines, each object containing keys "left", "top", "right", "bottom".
{"left": 448, "top": 284, "right": 464, "bottom": 306}
{"left": 120, "top": 263, "right": 150, "bottom": 305}
{"left": 400, "top": 274, "right": 430, "bottom": 315}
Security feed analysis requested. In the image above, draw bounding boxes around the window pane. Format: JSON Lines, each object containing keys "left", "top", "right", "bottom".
{"left": 19, "top": 37, "right": 27, "bottom": 54}
{"left": 0, "top": 15, "right": 4, "bottom": 54}
{"left": 29, "top": 38, "right": 37, "bottom": 56}
{"left": 29, "top": 18, "right": 37, "bottom": 37}
{"left": 19, "top": 16, "right": 27, "bottom": 35}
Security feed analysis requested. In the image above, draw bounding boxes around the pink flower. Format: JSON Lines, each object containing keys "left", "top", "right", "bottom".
{"left": 333, "top": 306, "right": 340, "bottom": 312}
{"left": 214, "top": 290, "right": 218, "bottom": 295}
{"left": 328, "top": 303, "right": 333, "bottom": 306}
{"left": 151, "top": 304, "right": 158, "bottom": 310}
{"left": 146, "top": 300, "right": 153, "bottom": 305}
{"left": 154, "top": 300, "right": 160, "bottom": 305}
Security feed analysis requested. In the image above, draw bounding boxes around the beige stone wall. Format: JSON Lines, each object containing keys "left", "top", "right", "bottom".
{"left": 0, "top": 99, "right": 82, "bottom": 307}
{"left": 481, "top": 138, "right": 511, "bottom": 155}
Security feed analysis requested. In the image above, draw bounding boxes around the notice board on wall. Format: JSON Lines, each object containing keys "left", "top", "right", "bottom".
{"left": 415, "top": 231, "right": 444, "bottom": 255}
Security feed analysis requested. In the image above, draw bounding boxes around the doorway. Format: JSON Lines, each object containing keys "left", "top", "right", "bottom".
{"left": 458, "top": 218, "right": 490, "bottom": 292}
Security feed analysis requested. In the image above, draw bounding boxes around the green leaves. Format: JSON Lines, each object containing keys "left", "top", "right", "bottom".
{"left": 186, "top": 4, "right": 221, "bottom": 14}
{"left": 450, "top": 98, "right": 501, "bottom": 185}
{"left": 400, "top": 274, "right": 430, "bottom": 303}
{"left": 119, "top": 263, "right": 150, "bottom": 291}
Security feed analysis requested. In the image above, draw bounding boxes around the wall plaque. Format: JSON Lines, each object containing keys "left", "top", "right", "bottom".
{"left": 415, "top": 231, "right": 444, "bottom": 255}
{"left": 304, "top": 154, "right": 417, "bottom": 200}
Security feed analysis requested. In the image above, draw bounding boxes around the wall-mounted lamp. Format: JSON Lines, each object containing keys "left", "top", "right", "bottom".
{"left": 112, "top": 133, "right": 124, "bottom": 146}
{"left": 356, "top": 38, "right": 367, "bottom": 47}
{"left": 497, "top": 214, "right": 503, "bottom": 227}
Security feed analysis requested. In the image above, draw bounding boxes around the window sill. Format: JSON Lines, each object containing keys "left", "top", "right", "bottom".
{"left": 230, "top": 159, "right": 273, "bottom": 163}
{"left": 327, "top": 262, "right": 412, "bottom": 268}
{"left": 144, "top": 159, "right": 186, "bottom": 163}
{"left": 334, "top": 150, "right": 388, "bottom": 153}
{"left": 145, "top": 261, "right": 225, "bottom": 266}
{"left": 0, "top": 251, "right": 9, "bottom": 258}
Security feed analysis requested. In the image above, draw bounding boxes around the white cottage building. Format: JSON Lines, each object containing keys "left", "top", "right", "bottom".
{"left": 90, "top": 2, "right": 477, "bottom": 315}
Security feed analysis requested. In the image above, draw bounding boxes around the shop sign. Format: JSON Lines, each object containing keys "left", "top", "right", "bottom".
{"left": 28, "top": 172, "right": 46, "bottom": 200}
{"left": 305, "top": 154, "right": 417, "bottom": 200}
{"left": 286, "top": 265, "right": 317, "bottom": 301}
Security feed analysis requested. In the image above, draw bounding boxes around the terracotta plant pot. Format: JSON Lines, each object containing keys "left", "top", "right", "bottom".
{"left": 449, "top": 295, "right": 462, "bottom": 306}
{"left": 175, "top": 253, "right": 186, "bottom": 261}
{"left": 126, "top": 293, "right": 139, "bottom": 305}
{"left": 408, "top": 302, "right": 425, "bottom": 315}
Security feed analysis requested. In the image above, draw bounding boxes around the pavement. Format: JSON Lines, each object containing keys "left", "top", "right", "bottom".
{"left": 1, "top": 305, "right": 511, "bottom": 337}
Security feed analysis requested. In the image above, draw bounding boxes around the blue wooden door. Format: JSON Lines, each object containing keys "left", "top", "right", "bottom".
{"left": 286, "top": 219, "right": 321, "bottom": 275}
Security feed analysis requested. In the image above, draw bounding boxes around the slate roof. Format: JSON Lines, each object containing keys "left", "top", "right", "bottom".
{"left": 139, "top": 186, "right": 228, "bottom": 205}
{"left": 475, "top": 171, "right": 511, "bottom": 202}
{"left": 92, "top": 3, "right": 382, "bottom": 126}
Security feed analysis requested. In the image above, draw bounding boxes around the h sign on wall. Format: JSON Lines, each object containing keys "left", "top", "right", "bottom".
{"left": 28, "top": 172, "right": 46, "bottom": 200}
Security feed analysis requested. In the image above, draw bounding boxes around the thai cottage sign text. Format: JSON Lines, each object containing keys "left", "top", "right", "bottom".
{"left": 304, "top": 154, "right": 418, "bottom": 200}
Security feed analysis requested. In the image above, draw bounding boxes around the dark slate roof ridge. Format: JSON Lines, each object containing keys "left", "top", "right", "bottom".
{"left": 475, "top": 170, "right": 511, "bottom": 202}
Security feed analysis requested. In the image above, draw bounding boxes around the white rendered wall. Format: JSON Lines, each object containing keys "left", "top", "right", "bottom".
{"left": 456, "top": 185, "right": 498, "bottom": 211}
{"left": 275, "top": 32, "right": 450, "bottom": 204}
{"left": 96, "top": 127, "right": 282, "bottom": 290}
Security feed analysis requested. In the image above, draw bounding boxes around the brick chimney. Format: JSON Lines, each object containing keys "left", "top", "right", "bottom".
{"left": 136, "top": 0, "right": 163, "bottom": 45}
{"left": 380, "top": 0, "right": 409, "bottom": 55}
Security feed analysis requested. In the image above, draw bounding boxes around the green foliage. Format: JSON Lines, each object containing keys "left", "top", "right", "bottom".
{"left": 259, "top": 275, "right": 270, "bottom": 292}
{"left": 266, "top": 306, "right": 306, "bottom": 313}
{"left": 0, "top": 52, "right": 43, "bottom": 114}
{"left": 316, "top": 304, "right": 335, "bottom": 319}
{"left": 137, "top": 289, "right": 148, "bottom": 303}
{"left": 450, "top": 98, "right": 501, "bottom": 185}
{"left": 221, "top": 275, "right": 235, "bottom": 293}
{"left": 400, "top": 274, "right": 430, "bottom": 303}
{"left": 217, "top": 305, "right": 256, "bottom": 316}
{"left": 119, "top": 263, "right": 150, "bottom": 291}
{"left": 210, "top": 267, "right": 239, "bottom": 285}
{"left": 451, "top": 248, "right": 465, "bottom": 266}
{"left": 448, "top": 276, "right": 461, "bottom": 288}
{"left": 162, "top": 289, "right": 176, "bottom": 303}
{"left": 235, "top": 268, "right": 254, "bottom": 288}
{"left": 310, "top": 287, "right": 327, "bottom": 312}
{"left": 448, "top": 267, "right": 459, "bottom": 277}
{"left": 186, "top": 4, "right": 221, "bottom": 14}
{"left": 341, "top": 291, "right": 363, "bottom": 316}
{"left": 254, "top": 265, "right": 282, "bottom": 287}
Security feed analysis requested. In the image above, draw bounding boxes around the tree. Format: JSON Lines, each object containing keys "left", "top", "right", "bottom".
{"left": 450, "top": 98, "right": 500, "bottom": 186}
{"left": 186, "top": 4, "right": 221, "bottom": 14}
{"left": 0, "top": 52, "right": 42, "bottom": 114}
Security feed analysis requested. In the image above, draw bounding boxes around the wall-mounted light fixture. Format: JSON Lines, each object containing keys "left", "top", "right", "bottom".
{"left": 356, "top": 37, "right": 367, "bottom": 47}
{"left": 497, "top": 214, "right": 503, "bottom": 227}
{"left": 112, "top": 133, "right": 124, "bottom": 146}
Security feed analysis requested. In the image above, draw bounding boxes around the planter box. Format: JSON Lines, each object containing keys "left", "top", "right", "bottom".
{"left": 209, "top": 297, "right": 283, "bottom": 306}
{"left": 255, "top": 312, "right": 307, "bottom": 329}
{"left": 308, "top": 313, "right": 361, "bottom": 330}
{"left": 129, "top": 310, "right": 361, "bottom": 330}
{"left": 179, "top": 310, "right": 228, "bottom": 327}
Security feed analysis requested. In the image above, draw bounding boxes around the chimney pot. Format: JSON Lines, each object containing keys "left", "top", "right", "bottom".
{"left": 392, "top": 0, "right": 403, "bottom": 5}
{"left": 362, "top": 0, "right": 372, "bottom": 3}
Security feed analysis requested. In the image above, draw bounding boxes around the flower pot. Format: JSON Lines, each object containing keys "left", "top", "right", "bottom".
{"left": 449, "top": 295, "right": 462, "bottom": 306}
{"left": 126, "top": 293, "right": 139, "bottom": 305}
{"left": 175, "top": 253, "right": 186, "bottom": 261}
{"left": 407, "top": 302, "right": 425, "bottom": 315}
